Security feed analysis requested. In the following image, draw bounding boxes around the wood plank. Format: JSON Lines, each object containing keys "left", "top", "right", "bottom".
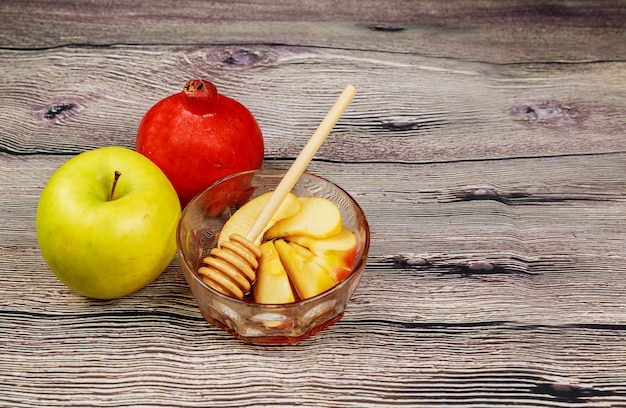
{"left": 2, "top": 1, "right": 625, "bottom": 407}
{"left": 1, "top": 46, "right": 624, "bottom": 162}
{"left": 3, "top": 153, "right": 625, "bottom": 326}
{"left": 0, "top": 316, "right": 624, "bottom": 406}
{"left": 1, "top": 1, "right": 624, "bottom": 63}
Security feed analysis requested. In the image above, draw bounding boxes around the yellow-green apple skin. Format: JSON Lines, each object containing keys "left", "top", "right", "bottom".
{"left": 218, "top": 191, "right": 301, "bottom": 246}
{"left": 253, "top": 241, "right": 296, "bottom": 304}
{"left": 274, "top": 239, "right": 337, "bottom": 300}
{"left": 36, "top": 146, "right": 182, "bottom": 299}
{"left": 264, "top": 196, "right": 342, "bottom": 240}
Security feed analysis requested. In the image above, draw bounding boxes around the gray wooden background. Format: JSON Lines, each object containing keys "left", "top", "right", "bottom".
{"left": 1, "top": 1, "right": 625, "bottom": 407}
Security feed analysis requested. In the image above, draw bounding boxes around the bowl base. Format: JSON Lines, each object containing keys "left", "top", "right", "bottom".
{"left": 201, "top": 311, "right": 345, "bottom": 345}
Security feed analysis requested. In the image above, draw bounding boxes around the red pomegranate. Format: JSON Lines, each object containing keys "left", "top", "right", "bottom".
{"left": 136, "top": 79, "right": 264, "bottom": 207}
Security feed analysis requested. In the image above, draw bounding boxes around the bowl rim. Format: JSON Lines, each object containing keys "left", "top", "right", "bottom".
{"left": 176, "top": 167, "right": 370, "bottom": 309}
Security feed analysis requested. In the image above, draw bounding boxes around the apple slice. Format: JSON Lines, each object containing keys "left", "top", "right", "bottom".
{"left": 287, "top": 227, "right": 356, "bottom": 254}
{"left": 218, "top": 191, "right": 301, "bottom": 246}
{"left": 264, "top": 196, "right": 342, "bottom": 240}
{"left": 285, "top": 227, "right": 357, "bottom": 282}
{"left": 274, "top": 239, "right": 337, "bottom": 300}
{"left": 253, "top": 241, "right": 296, "bottom": 304}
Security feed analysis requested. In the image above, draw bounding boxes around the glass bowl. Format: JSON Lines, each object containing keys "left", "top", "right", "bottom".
{"left": 176, "top": 168, "right": 370, "bottom": 345}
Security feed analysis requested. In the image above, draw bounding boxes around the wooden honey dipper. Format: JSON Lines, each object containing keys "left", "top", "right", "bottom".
{"left": 198, "top": 85, "right": 357, "bottom": 299}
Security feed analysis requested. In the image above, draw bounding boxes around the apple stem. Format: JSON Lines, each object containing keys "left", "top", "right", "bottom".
{"left": 109, "top": 171, "right": 121, "bottom": 201}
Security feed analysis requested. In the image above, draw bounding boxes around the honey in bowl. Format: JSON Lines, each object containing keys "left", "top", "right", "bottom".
{"left": 176, "top": 169, "right": 370, "bottom": 344}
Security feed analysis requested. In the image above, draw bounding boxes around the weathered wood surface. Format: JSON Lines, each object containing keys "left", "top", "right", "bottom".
{"left": 1, "top": 1, "right": 625, "bottom": 407}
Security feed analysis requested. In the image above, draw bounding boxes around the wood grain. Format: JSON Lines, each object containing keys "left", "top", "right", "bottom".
{"left": 1, "top": 46, "right": 624, "bottom": 160}
{"left": 1, "top": 1, "right": 625, "bottom": 407}
{"left": 2, "top": 152, "right": 625, "bottom": 406}
{"left": 1, "top": 1, "right": 624, "bottom": 63}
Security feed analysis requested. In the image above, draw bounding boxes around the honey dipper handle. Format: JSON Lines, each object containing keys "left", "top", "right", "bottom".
{"left": 245, "top": 84, "right": 357, "bottom": 243}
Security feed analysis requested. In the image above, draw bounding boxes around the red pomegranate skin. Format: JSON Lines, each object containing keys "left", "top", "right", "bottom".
{"left": 136, "top": 80, "right": 264, "bottom": 207}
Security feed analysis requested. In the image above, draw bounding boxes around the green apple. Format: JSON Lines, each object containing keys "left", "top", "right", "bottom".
{"left": 36, "top": 146, "right": 182, "bottom": 299}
